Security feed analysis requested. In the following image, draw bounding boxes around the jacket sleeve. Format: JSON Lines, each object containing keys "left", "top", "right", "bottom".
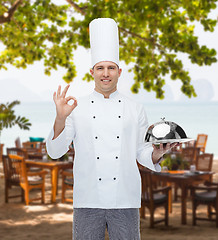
{"left": 46, "top": 114, "right": 75, "bottom": 159}
{"left": 136, "top": 104, "right": 161, "bottom": 172}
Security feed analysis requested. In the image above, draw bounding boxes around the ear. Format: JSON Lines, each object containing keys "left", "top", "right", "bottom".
{"left": 118, "top": 68, "right": 122, "bottom": 77}
{"left": 90, "top": 68, "right": 94, "bottom": 77}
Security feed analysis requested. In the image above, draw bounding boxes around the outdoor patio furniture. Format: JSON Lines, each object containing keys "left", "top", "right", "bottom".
{"left": 153, "top": 170, "right": 214, "bottom": 224}
{"left": 22, "top": 141, "right": 41, "bottom": 153}
{"left": 15, "top": 137, "right": 21, "bottom": 148}
{"left": 140, "top": 168, "right": 171, "bottom": 228}
{"left": 0, "top": 144, "right": 4, "bottom": 162}
{"left": 174, "top": 147, "right": 200, "bottom": 201}
{"left": 25, "top": 159, "right": 73, "bottom": 203}
{"left": 61, "top": 168, "right": 74, "bottom": 203}
{"left": 181, "top": 146, "right": 200, "bottom": 165}
{"left": 2, "top": 155, "right": 24, "bottom": 203}
{"left": 195, "top": 134, "right": 208, "bottom": 153}
{"left": 191, "top": 181, "right": 218, "bottom": 227}
{"left": 7, "top": 147, "right": 42, "bottom": 171}
{"left": 196, "top": 153, "right": 213, "bottom": 172}
{"left": 7, "top": 147, "right": 28, "bottom": 159}
{"left": 8, "top": 154, "right": 48, "bottom": 205}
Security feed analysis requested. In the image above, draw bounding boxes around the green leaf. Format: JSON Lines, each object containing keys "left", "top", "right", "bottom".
{"left": 0, "top": 0, "right": 217, "bottom": 99}
{"left": 0, "top": 101, "right": 31, "bottom": 134}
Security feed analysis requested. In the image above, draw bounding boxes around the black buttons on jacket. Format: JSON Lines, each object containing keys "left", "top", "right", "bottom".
{"left": 91, "top": 100, "right": 94, "bottom": 103}
{"left": 115, "top": 156, "right": 118, "bottom": 159}
{"left": 118, "top": 116, "right": 121, "bottom": 118}
{"left": 97, "top": 157, "right": 99, "bottom": 159}
{"left": 118, "top": 100, "right": 121, "bottom": 102}
{"left": 95, "top": 136, "right": 98, "bottom": 139}
{"left": 98, "top": 177, "right": 117, "bottom": 181}
{"left": 117, "top": 136, "right": 120, "bottom": 139}
{"left": 93, "top": 116, "right": 96, "bottom": 119}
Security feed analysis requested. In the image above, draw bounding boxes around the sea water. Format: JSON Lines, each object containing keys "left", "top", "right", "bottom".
{"left": 1, "top": 101, "right": 217, "bottom": 158}
{"left": 144, "top": 101, "right": 218, "bottom": 158}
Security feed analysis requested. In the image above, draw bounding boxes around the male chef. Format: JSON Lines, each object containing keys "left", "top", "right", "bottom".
{"left": 46, "top": 18, "right": 174, "bottom": 240}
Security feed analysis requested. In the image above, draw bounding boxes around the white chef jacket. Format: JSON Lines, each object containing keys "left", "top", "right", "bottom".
{"left": 46, "top": 90, "right": 161, "bottom": 209}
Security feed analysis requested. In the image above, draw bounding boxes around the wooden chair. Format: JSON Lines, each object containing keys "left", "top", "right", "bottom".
{"left": 2, "top": 155, "right": 24, "bottom": 203}
{"left": 174, "top": 147, "right": 200, "bottom": 201}
{"left": 22, "top": 141, "right": 44, "bottom": 160}
{"left": 15, "top": 137, "right": 22, "bottom": 148}
{"left": 67, "top": 146, "right": 75, "bottom": 161}
{"left": 196, "top": 153, "right": 213, "bottom": 172}
{"left": 61, "top": 169, "right": 74, "bottom": 203}
{"left": 191, "top": 181, "right": 218, "bottom": 227}
{"left": 0, "top": 143, "right": 4, "bottom": 162}
{"left": 195, "top": 134, "right": 208, "bottom": 153}
{"left": 181, "top": 146, "right": 200, "bottom": 165}
{"left": 183, "top": 139, "right": 195, "bottom": 148}
{"left": 39, "top": 142, "right": 46, "bottom": 153}
{"left": 140, "top": 168, "right": 171, "bottom": 228}
{"left": 7, "top": 147, "right": 41, "bottom": 171}
{"left": 8, "top": 154, "right": 48, "bottom": 205}
{"left": 22, "top": 141, "right": 41, "bottom": 153}
{"left": 7, "top": 147, "right": 28, "bottom": 159}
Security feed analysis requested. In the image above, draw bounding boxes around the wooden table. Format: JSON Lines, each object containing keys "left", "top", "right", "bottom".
{"left": 152, "top": 170, "right": 214, "bottom": 225}
{"left": 26, "top": 160, "right": 73, "bottom": 203}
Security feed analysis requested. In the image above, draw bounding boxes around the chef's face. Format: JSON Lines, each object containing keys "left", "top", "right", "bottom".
{"left": 90, "top": 61, "right": 122, "bottom": 98}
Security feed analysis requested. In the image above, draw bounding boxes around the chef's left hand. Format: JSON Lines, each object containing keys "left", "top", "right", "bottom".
{"left": 152, "top": 142, "right": 178, "bottom": 164}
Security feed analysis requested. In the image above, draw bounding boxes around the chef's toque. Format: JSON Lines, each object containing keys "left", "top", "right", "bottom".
{"left": 89, "top": 18, "right": 119, "bottom": 67}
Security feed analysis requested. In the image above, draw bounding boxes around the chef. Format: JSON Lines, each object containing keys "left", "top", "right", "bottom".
{"left": 46, "top": 18, "right": 174, "bottom": 240}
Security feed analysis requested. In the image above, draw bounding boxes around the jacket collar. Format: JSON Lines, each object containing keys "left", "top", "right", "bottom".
{"left": 93, "top": 90, "right": 119, "bottom": 99}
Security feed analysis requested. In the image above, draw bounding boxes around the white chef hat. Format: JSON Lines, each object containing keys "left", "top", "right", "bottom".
{"left": 89, "top": 18, "right": 119, "bottom": 67}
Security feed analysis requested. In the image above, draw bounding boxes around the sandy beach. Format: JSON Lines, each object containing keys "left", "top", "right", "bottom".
{"left": 1, "top": 160, "right": 218, "bottom": 240}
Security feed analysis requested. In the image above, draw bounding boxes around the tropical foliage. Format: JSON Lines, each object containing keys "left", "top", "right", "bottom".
{"left": 0, "top": 100, "right": 31, "bottom": 135}
{"left": 161, "top": 153, "right": 190, "bottom": 170}
{"left": 0, "top": 0, "right": 217, "bottom": 98}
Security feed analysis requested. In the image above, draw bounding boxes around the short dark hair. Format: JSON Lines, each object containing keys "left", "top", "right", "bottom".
{"left": 92, "top": 62, "right": 119, "bottom": 70}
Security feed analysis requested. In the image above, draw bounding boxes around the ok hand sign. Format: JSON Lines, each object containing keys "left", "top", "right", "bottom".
{"left": 53, "top": 85, "right": 77, "bottom": 121}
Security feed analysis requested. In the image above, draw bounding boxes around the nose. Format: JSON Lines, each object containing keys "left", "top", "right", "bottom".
{"left": 103, "top": 68, "right": 109, "bottom": 77}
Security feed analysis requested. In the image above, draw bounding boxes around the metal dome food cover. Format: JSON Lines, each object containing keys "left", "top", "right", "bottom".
{"left": 145, "top": 118, "right": 194, "bottom": 144}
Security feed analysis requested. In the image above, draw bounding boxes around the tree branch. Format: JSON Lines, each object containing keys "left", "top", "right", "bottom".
{"left": 119, "top": 26, "right": 164, "bottom": 51}
{"left": 65, "top": 0, "right": 86, "bottom": 15}
{"left": 0, "top": 0, "right": 23, "bottom": 24}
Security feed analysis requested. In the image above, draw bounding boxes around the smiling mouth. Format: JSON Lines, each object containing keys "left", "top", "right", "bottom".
{"left": 101, "top": 79, "right": 111, "bottom": 82}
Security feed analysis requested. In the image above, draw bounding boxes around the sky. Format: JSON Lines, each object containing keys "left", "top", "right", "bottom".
{"left": 0, "top": 7, "right": 218, "bottom": 103}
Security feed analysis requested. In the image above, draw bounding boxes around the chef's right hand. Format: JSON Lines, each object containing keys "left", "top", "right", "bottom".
{"left": 53, "top": 85, "right": 77, "bottom": 120}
